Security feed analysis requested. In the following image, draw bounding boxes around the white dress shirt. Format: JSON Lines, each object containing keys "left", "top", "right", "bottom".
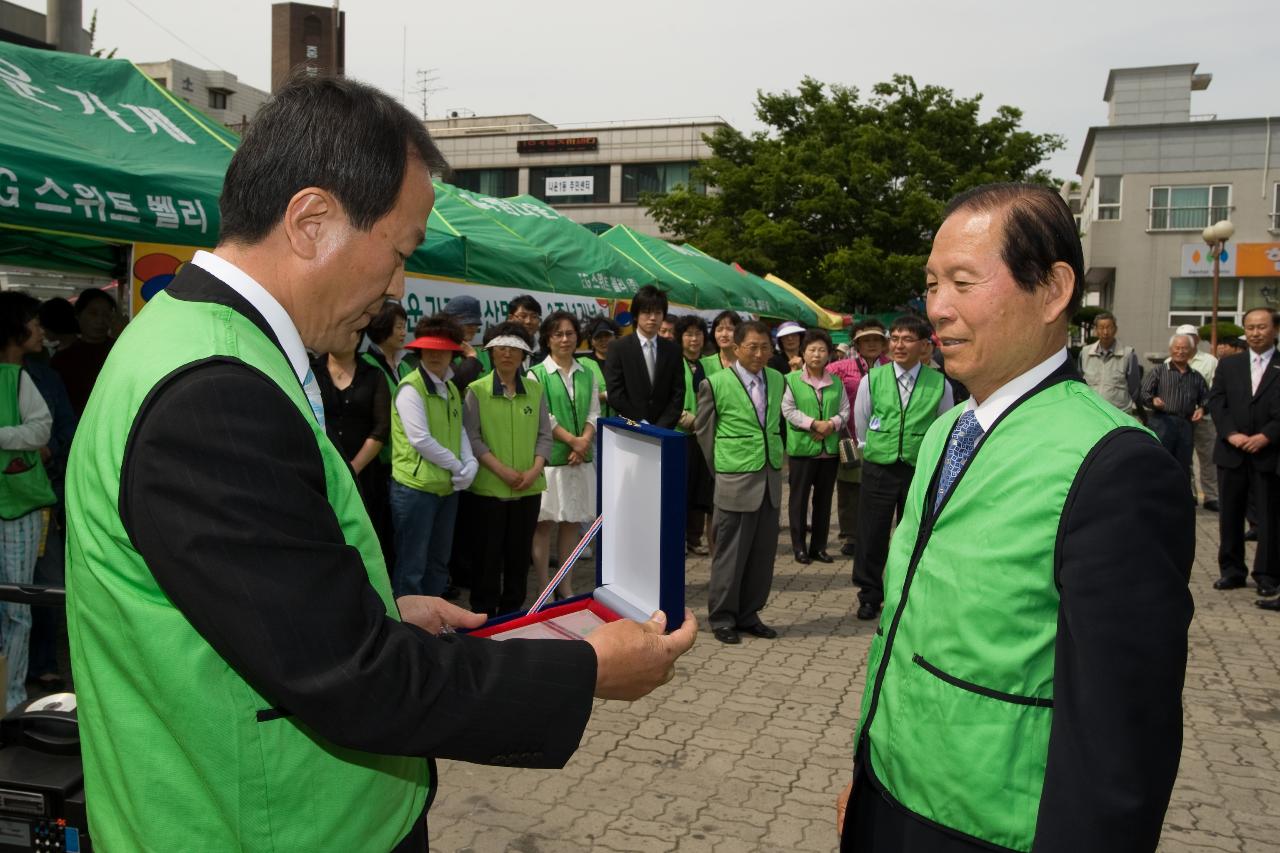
{"left": 528, "top": 355, "right": 599, "bottom": 432}
{"left": 0, "top": 372, "right": 52, "bottom": 451}
{"left": 965, "top": 348, "right": 1069, "bottom": 431}
{"left": 1251, "top": 348, "right": 1275, "bottom": 394}
{"left": 394, "top": 366, "right": 476, "bottom": 483}
{"left": 852, "top": 362, "right": 955, "bottom": 445}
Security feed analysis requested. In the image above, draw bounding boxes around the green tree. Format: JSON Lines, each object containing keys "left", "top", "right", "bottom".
{"left": 645, "top": 76, "right": 1064, "bottom": 311}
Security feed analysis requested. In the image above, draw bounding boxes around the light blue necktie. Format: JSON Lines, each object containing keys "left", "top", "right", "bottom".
{"left": 935, "top": 410, "right": 983, "bottom": 511}
{"left": 303, "top": 368, "right": 326, "bottom": 430}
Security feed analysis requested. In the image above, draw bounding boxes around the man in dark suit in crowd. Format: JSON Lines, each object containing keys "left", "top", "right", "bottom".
{"left": 64, "top": 75, "right": 696, "bottom": 852}
{"left": 604, "top": 284, "right": 685, "bottom": 429}
{"left": 837, "top": 183, "right": 1192, "bottom": 852}
{"left": 1208, "top": 307, "right": 1280, "bottom": 602}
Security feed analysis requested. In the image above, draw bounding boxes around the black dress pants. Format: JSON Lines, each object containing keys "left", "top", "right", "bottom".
{"left": 470, "top": 494, "right": 541, "bottom": 616}
{"left": 1219, "top": 462, "right": 1279, "bottom": 587}
{"left": 1149, "top": 413, "right": 1194, "bottom": 483}
{"left": 788, "top": 456, "right": 838, "bottom": 554}
{"left": 854, "top": 460, "right": 914, "bottom": 606}
{"left": 842, "top": 764, "right": 984, "bottom": 852}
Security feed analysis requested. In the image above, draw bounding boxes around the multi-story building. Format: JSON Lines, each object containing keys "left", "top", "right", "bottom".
{"left": 135, "top": 58, "right": 269, "bottom": 132}
{"left": 271, "top": 1, "right": 344, "bottom": 92}
{"left": 426, "top": 113, "right": 731, "bottom": 237}
{"left": 1076, "top": 63, "right": 1280, "bottom": 358}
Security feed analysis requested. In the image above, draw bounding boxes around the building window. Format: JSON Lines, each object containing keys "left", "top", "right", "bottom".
{"left": 1170, "top": 276, "right": 1245, "bottom": 331}
{"left": 208, "top": 90, "right": 229, "bottom": 110}
{"left": 1096, "top": 176, "right": 1121, "bottom": 220}
{"left": 304, "top": 14, "right": 322, "bottom": 37}
{"left": 1272, "top": 183, "right": 1280, "bottom": 231}
{"left": 152, "top": 77, "right": 167, "bottom": 88}
{"left": 1149, "top": 184, "right": 1231, "bottom": 231}
{"left": 621, "top": 162, "right": 703, "bottom": 202}
{"left": 1243, "top": 278, "right": 1280, "bottom": 311}
{"left": 451, "top": 168, "right": 518, "bottom": 198}
{"left": 529, "top": 166, "right": 610, "bottom": 205}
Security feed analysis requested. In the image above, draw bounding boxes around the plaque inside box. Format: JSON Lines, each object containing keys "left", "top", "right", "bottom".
{"left": 469, "top": 417, "right": 687, "bottom": 639}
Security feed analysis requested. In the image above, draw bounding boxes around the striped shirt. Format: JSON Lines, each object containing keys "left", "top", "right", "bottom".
{"left": 1140, "top": 363, "right": 1207, "bottom": 419}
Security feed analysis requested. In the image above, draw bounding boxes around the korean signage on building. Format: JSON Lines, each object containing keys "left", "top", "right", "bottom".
{"left": 1182, "top": 243, "right": 1280, "bottom": 277}
{"left": 545, "top": 176, "right": 594, "bottom": 197}
{"left": 517, "top": 137, "right": 598, "bottom": 154}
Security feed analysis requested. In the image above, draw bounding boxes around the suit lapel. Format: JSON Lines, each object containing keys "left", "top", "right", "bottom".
{"left": 1254, "top": 349, "right": 1280, "bottom": 400}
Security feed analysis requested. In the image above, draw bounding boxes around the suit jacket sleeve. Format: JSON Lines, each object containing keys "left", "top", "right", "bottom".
{"left": 1033, "top": 429, "right": 1193, "bottom": 852}
{"left": 120, "top": 362, "right": 597, "bottom": 767}
{"left": 604, "top": 339, "right": 636, "bottom": 420}
{"left": 1207, "top": 360, "right": 1237, "bottom": 438}
{"left": 656, "top": 340, "right": 685, "bottom": 429}
{"left": 694, "top": 379, "right": 717, "bottom": 470}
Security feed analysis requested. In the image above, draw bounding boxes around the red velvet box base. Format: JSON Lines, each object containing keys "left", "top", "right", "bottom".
{"left": 468, "top": 594, "right": 622, "bottom": 640}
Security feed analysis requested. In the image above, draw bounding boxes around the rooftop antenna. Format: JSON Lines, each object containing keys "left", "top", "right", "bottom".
{"left": 412, "top": 68, "right": 446, "bottom": 120}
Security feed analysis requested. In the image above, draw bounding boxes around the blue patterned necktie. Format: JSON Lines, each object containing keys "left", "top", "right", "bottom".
{"left": 303, "top": 368, "right": 326, "bottom": 430}
{"left": 935, "top": 410, "right": 984, "bottom": 511}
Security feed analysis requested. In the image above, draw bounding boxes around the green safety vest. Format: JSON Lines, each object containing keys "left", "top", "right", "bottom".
{"left": 854, "top": 379, "right": 1149, "bottom": 852}
{"left": 862, "top": 364, "right": 945, "bottom": 466}
{"left": 0, "top": 364, "right": 54, "bottom": 519}
{"left": 468, "top": 372, "right": 548, "bottom": 499}
{"left": 707, "top": 366, "right": 784, "bottom": 473}
{"left": 529, "top": 363, "right": 594, "bottom": 466}
{"left": 677, "top": 359, "right": 698, "bottom": 434}
{"left": 390, "top": 367, "right": 463, "bottom": 495}
{"left": 65, "top": 291, "right": 428, "bottom": 852}
{"left": 784, "top": 372, "right": 845, "bottom": 457}
{"left": 700, "top": 352, "right": 730, "bottom": 380}
{"left": 576, "top": 355, "right": 613, "bottom": 418}
{"left": 363, "top": 349, "right": 413, "bottom": 464}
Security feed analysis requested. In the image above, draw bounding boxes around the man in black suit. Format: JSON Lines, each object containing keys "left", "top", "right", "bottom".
{"left": 837, "top": 183, "right": 1192, "bottom": 852}
{"left": 604, "top": 284, "right": 685, "bottom": 429}
{"left": 1208, "top": 307, "right": 1280, "bottom": 601}
{"left": 64, "top": 76, "right": 696, "bottom": 852}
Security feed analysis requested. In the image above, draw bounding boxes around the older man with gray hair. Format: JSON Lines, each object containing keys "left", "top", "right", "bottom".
{"left": 1144, "top": 333, "right": 1210, "bottom": 484}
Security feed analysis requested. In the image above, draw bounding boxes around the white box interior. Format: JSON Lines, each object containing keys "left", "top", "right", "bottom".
{"left": 596, "top": 425, "right": 665, "bottom": 622}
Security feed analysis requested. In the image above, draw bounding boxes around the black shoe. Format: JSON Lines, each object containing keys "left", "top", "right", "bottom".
{"left": 1257, "top": 597, "right": 1280, "bottom": 611}
{"left": 442, "top": 585, "right": 461, "bottom": 601}
{"left": 856, "top": 602, "right": 880, "bottom": 621}
{"left": 1203, "top": 499, "right": 1220, "bottom": 512}
{"left": 809, "top": 551, "right": 834, "bottom": 564}
{"left": 794, "top": 550, "right": 812, "bottom": 565}
{"left": 1213, "top": 576, "right": 1248, "bottom": 590}
{"left": 713, "top": 626, "right": 741, "bottom": 644}
{"left": 738, "top": 622, "right": 778, "bottom": 639}
{"left": 1245, "top": 528, "right": 1259, "bottom": 542}
{"left": 1258, "top": 583, "right": 1280, "bottom": 597}
{"left": 840, "top": 542, "right": 856, "bottom": 557}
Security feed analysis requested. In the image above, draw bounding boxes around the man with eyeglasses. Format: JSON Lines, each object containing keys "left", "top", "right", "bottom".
{"left": 850, "top": 315, "right": 954, "bottom": 621}
{"left": 507, "top": 294, "right": 543, "bottom": 363}
{"left": 695, "top": 320, "right": 785, "bottom": 644}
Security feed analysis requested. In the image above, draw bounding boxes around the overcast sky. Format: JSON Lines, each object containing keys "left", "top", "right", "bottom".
{"left": 19, "top": 0, "right": 1279, "bottom": 179}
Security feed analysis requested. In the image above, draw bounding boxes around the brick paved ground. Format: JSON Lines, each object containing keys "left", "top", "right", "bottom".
{"left": 430, "top": 503, "right": 1280, "bottom": 852}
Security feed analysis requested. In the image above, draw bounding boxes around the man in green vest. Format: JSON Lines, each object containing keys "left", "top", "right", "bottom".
{"left": 836, "top": 183, "right": 1193, "bottom": 853}
{"left": 64, "top": 75, "right": 696, "bottom": 853}
{"left": 851, "top": 314, "right": 954, "bottom": 621}
{"left": 694, "top": 320, "right": 784, "bottom": 645}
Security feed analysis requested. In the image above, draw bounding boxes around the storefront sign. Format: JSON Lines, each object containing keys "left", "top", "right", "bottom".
{"left": 1236, "top": 242, "right": 1280, "bottom": 277}
{"left": 1181, "top": 243, "right": 1236, "bottom": 277}
{"left": 545, "top": 176, "right": 594, "bottom": 197}
{"left": 517, "top": 137, "right": 598, "bottom": 154}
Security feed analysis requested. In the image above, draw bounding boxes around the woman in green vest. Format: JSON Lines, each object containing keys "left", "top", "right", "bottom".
{"left": 676, "top": 314, "right": 715, "bottom": 556}
{"left": 528, "top": 312, "right": 598, "bottom": 600}
{"left": 700, "top": 309, "right": 741, "bottom": 380}
{"left": 578, "top": 315, "right": 618, "bottom": 419}
{"left": 361, "top": 300, "right": 412, "bottom": 389}
{"left": 389, "top": 314, "right": 476, "bottom": 598}
{"left": 0, "top": 292, "right": 55, "bottom": 710}
{"left": 463, "top": 321, "right": 552, "bottom": 616}
{"left": 782, "top": 329, "right": 849, "bottom": 565}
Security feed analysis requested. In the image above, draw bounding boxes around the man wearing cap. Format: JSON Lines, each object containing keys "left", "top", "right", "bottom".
{"left": 389, "top": 313, "right": 477, "bottom": 598}
{"left": 442, "top": 293, "right": 488, "bottom": 390}
{"left": 769, "top": 321, "right": 806, "bottom": 374}
{"left": 1169, "top": 323, "right": 1219, "bottom": 510}
{"left": 1078, "top": 312, "right": 1140, "bottom": 416}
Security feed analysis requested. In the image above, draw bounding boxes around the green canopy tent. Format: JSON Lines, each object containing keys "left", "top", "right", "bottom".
{"left": 0, "top": 40, "right": 237, "bottom": 277}
{"left": 679, "top": 244, "right": 821, "bottom": 327}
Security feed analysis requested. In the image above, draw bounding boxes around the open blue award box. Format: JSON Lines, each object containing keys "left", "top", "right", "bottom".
{"left": 470, "top": 417, "right": 687, "bottom": 639}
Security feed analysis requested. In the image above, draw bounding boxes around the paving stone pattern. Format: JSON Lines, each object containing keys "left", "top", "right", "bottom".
{"left": 430, "top": 503, "right": 1280, "bottom": 852}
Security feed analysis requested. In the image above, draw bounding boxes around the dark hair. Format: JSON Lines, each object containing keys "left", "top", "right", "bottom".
{"left": 482, "top": 320, "right": 534, "bottom": 349}
{"left": 365, "top": 300, "right": 408, "bottom": 345}
{"left": 801, "top": 329, "right": 833, "bottom": 354}
{"left": 585, "top": 316, "right": 620, "bottom": 338}
{"left": 674, "top": 314, "right": 706, "bottom": 341}
{"left": 413, "top": 312, "right": 464, "bottom": 345}
{"left": 218, "top": 75, "right": 448, "bottom": 245}
{"left": 539, "top": 310, "right": 581, "bottom": 352}
{"left": 710, "top": 310, "right": 742, "bottom": 350}
{"left": 37, "top": 297, "right": 78, "bottom": 335}
{"left": 890, "top": 315, "right": 933, "bottom": 341}
{"left": 734, "top": 319, "right": 771, "bottom": 345}
{"left": 0, "top": 292, "right": 40, "bottom": 348}
{"left": 74, "top": 287, "right": 116, "bottom": 315}
{"left": 1223, "top": 337, "right": 1246, "bottom": 350}
{"left": 1094, "top": 311, "right": 1117, "bottom": 325}
{"left": 942, "top": 182, "right": 1084, "bottom": 316}
{"left": 508, "top": 294, "right": 542, "bottom": 318}
{"left": 630, "top": 284, "right": 669, "bottom": 318}
{"left": 1243, "top": 306, "right": 1278, "bottom": 327}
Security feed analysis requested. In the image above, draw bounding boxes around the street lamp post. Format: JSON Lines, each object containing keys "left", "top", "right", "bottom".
{"left": 1202, "top": 219, "right": 1236, "bottom": 352}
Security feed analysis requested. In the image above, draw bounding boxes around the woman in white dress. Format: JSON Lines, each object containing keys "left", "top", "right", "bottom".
{"left": 528, "top": 311, "right": 599, "bottom": 599}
